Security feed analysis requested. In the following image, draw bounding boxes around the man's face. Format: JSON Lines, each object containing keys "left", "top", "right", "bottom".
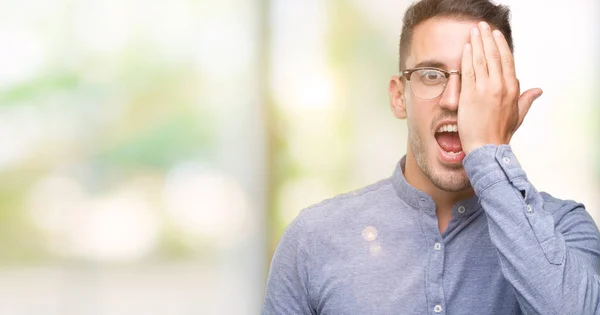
{"left": 390, "top": 18, "right": 481, "bottom": 192}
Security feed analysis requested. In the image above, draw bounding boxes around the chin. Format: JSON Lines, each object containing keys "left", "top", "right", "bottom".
{"left": 409, "top": 131, "right": 471, "bottom": 192}
{"left": 431, "top": 172, "right": 471, "bottom": 192}
{"left": 428, "top": 157, "right": 471, "bottom": 192}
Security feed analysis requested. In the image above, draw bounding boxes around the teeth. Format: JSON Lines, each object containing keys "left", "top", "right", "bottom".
{"left": 444, "top": 150, "right": 462, "bottom": 155}
{"left": 437, "top": 124, "right": 458, "bottom": 133}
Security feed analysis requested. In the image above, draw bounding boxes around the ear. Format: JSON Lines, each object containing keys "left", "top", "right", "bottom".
{"left": 389, "top": 76, "right": 407, "bottom": 119}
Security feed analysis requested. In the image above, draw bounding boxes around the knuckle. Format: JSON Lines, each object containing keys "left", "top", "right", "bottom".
{"left": 491, "top": 86, "right": 503, "bottom": 97}
{"left": 481, "top": 83, "right": 503, "bottom": 99}
{"left": 493, "top": 80, "right": 506, "bottom": 93}
{"left": 506, "top": 86, "right": 518, "bottom": 97}
{"left": 488, "top": 50, "right": 501, "bottom": 60}
{"left": 502, "top": 55, "right": 514, "bottom": 65}
{"left": 505, "top": 80, "right": 518, "bottom": 94}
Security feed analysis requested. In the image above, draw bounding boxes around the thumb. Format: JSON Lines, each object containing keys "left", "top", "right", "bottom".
{"left": 516, "top": 87, "right": 543, "bottom": 129}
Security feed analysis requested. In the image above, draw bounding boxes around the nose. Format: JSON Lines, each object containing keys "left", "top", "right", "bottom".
{"left": 439, "top": 75, "right": 460, "bottom": 111}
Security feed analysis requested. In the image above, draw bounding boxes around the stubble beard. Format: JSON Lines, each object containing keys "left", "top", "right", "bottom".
{"left": 409, "top": 123, "right": 472, "bottom": 193}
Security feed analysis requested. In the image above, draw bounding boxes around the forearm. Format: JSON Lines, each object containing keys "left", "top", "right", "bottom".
{"left": 464, "top": 144, "right": 600, "bottom": 314}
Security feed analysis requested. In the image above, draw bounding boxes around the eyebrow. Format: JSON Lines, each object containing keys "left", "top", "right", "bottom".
{"left": 412, "top": 60, "right": 448, "bottom": 69}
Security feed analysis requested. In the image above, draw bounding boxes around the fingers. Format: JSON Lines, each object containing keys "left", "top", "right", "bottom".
{"left": 492, "top": 29, "right": 518, "bottom": 94}
{"left": 470, "top": 26, "right": 488, "bottom": 84}
{"left": 468, "top": 22, "right": 520, "bottom": 100}
{"left": 461, "top": 43, "right": 475, "bottom": 90}
{"left": 479, "top": 22, "right": 503, "bottom": 86}
{"left": 516, "top": 88, "right": 543, "bottom": 129}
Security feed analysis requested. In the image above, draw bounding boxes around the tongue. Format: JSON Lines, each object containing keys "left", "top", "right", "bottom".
{"left": 436, "top": 132, "right": 463, "bottom": 153}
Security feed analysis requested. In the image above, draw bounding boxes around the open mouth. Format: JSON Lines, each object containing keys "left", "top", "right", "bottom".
{"left": 434, "top": 123, "right": 465, "bottom": 163}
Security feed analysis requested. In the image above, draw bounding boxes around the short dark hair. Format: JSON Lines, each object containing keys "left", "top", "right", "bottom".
{"left": 399, "top": 0, "right": 513, "bottom": 71}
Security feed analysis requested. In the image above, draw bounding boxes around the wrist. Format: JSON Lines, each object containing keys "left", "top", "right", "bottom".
{"left": 462, "top": 142, "right": 486, "bottom": 155}
{"left": 462, "top": 138, "right": 510, "bottom": 155}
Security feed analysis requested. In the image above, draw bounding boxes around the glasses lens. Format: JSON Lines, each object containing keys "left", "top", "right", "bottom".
{"left": 409, "top": 69, "right": 447, "bottom": 99}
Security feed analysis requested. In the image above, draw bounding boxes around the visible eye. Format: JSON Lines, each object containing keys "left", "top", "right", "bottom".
{"left": 417, "top": 69, "right": 445, "bottom": 85}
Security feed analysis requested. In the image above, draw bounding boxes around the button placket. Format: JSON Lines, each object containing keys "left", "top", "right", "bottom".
{"left": 419, "top": 208, "right": 446, "bottom": 315}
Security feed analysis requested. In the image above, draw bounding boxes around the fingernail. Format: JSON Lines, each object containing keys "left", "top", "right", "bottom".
{"left": 471, "top": 28, "right": 479, "bottom": 35}
{"left": 493, "top": 30, "right": 503, "bottom": 38}
{"left": 479, "top": 22, "right": 490, "bottom": 30}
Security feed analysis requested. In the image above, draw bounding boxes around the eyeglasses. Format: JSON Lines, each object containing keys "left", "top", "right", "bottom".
{"left": 400, "top": 67, "right": 461, "bottom": 100}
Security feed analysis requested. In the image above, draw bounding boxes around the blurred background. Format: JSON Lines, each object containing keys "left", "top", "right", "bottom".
{"left": 0, "top": 0, "right": 597, "bottom": 314}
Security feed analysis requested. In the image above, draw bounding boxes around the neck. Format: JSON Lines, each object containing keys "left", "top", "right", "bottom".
{"left": 403, "top": 151, "right": 474, "bottom": 213}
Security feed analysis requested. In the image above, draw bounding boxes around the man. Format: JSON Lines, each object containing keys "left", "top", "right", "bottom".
{"left": 262, "top": 0, "right": 600, "bottom": 314}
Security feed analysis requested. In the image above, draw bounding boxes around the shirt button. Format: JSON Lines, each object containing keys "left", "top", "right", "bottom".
{"left": 526, "top": 204, "right": 533, "bottom": 212}
{"left": 434, "top": 304, "right": 443, "bottom": 313}
{"left": 434, "top": 242, "right": 442, "bottom": 251}
{"left": 457, "top": 206, "right": 466, "bottom": 214}
{"left": 502, "top": 156, "right": 511, "bottom": 164}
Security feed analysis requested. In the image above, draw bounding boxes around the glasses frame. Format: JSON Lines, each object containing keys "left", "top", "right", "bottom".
{"left": 400, "top": 67, "right": 462, "bottom": 100}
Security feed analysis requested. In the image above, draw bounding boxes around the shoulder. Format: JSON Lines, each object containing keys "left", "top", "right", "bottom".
{"left": 539, "top": 191, "right": 588, "bottom": 218}
{"left": 540, "top": 192, "right": 599, "bottom": 232}
{"left": 540, "top": 192, "right": 583, "bottom": 213}
{"left": 284, "top": 177, "right": 398, "bottom": 239}
{"left": 539, "top": 192, "right": 600, "bottom": 271}
{"left": 298, "top": 178, "right": 394, "bottom": 224}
